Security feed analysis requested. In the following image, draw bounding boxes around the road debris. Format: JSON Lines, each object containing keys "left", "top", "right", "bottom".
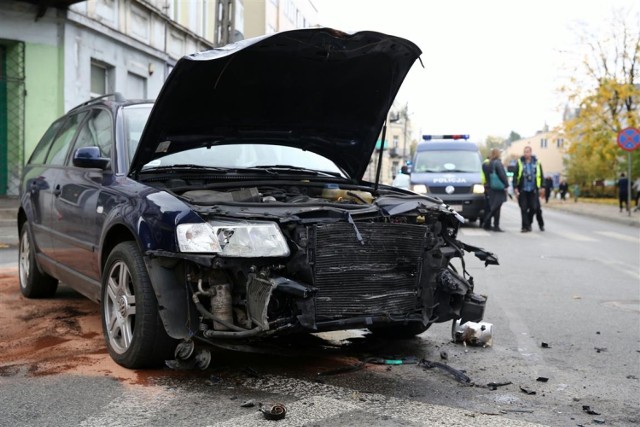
{"left": 419, "top": 359, "right": 471, "bottom": 384}
{"left": 582, "top": 405, "right": 601, "bottom": 415}
{"left": 440, "top": 350, "right": 449, "bottom": 360}
{"left": 541, "top": 342, "right": 551, "bottom": 348}
{"left": 594, "top": 347, "right": 607, "bottom": 353}
{"left": 486, "top": 381, "right": 512, "bottom": 390}
{"left": 260, "top": 403, "right": 287, "bottom": 420}
{"left": 240, "top": 399, "right": 256, "bottom": 408}
{"left": 519, "top": 386, "right": 537, "bottom": 395}
{"left": 452, "top": 320, "right": 493, "bottom": 347}
{"left": 536, "top": 377, "right": 549, "bottom": 382}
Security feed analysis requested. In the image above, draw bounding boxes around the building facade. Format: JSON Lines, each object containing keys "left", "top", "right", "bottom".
{"left": 0, "top": 0, "right": 241, "bottom": 196}
{"left": 243, "top": 0, "right": 317, "bottom": 38}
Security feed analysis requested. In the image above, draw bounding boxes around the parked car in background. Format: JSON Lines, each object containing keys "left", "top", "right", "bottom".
{"left": 18, "top": 28, "right": 497, "bottom": 369}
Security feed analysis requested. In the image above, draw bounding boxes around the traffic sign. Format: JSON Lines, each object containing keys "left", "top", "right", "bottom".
{"left": 617, "top": 127, "right": 640, "bottom": 151}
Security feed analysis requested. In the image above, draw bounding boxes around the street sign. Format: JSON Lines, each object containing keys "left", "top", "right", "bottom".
{"left": 617, "top": 127, "right": 640, "bottom": 151}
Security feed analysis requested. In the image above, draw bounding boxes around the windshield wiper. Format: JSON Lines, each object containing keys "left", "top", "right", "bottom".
{"left": 140, "top": 164, "right": 227, "bottom": 172}
{"left": 249, "top": 165, "right": 342, "bottom": 178}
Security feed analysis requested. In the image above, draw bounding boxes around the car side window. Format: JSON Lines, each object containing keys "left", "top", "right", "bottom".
{"left": 69, "top": 109, "right": 113, "bottom": 164}
{"left": 45, "top": 112, "right": 86, "bottom": 166}
{"left": 28, "top": 120, "right": 64, "bottom": 165}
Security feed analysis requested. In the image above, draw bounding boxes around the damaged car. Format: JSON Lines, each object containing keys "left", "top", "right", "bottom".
{"left": 18, "top": 28, "right": 497, "bottom": 369}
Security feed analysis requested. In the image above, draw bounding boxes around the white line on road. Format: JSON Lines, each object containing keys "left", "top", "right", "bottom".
{"left": 595, "top": 230, "right": 640, "bottom": 243}
{"left": 556, "top": 232, "right": 598, "bottom": 242}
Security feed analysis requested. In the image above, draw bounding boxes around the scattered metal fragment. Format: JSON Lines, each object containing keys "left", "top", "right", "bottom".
{"left": 593, "top": 419, "right": 606, "bottom": 424}
{"left": 486, "top": 381, "right": 512, "bottom": 390}
{"left": 453, "top": 320, "right": 493, "bottom": 347}
{"left": 541, "top": 342, "right": 551, "bottom": 348}
{"left": 594, "top": 347, "right": 607, "bottom": 353}
{"left": 519, "top": 386, "right": 537, "bottom": 395}
{"left": 536, "top": 377, "right": 549, "bottom": 382}
{"left": 260, "top": 403, "right": 287, "bottom": 420}
{"left": 582, "top": 405, "right": 601, "bottom": 415}
{"left": 240, "top": 399, "right": 256, "bottom": 408}
{"left": 440, "top": 350, "right": 449, "bottom": 360}
{"left": 419, "top": 359, "right": 471, "bottom": 384}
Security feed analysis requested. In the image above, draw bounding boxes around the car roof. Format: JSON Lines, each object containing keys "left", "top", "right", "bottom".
{"left": 67, "top": 93, "right": 153, "bottom": 114}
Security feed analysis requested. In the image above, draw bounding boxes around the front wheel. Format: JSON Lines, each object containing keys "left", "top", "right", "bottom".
{"left": 101, "top": 241, "right": 176, "bottom": 368}
{"left": 18, "top": 225, "right": 58, "bottom": 298}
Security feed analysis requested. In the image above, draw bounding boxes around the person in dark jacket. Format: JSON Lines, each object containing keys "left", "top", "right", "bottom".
{"left": 543, "top": 176, "right": 553, "bottom": 203}
{"left": 618, "top": 172, "right": 629, "bottom": 212}
{"left": 514, "top": 146, "right": 544, "bottom": 232}
{"left": 558, "top": 180, "right": 569, "bottom": 201}
{"left": 481, "top": 148, "right": 509, "bottom": 232}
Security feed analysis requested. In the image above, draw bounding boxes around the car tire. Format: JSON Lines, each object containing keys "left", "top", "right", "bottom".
{"left": 18, "top": 225, "right": 58, "bottom": 298}
{"left": 101, "top": 241, "right": 176, "bottom": 368}
{"left": 368, "top": 322, "right": 431, "bottom": 339}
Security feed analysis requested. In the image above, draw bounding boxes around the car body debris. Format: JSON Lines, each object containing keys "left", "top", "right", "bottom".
{"left": 486, "top": 381, "right": 512, "bottom": 390}
{"left": 260, "top": 403, "right": 287, "bottom": 420}
{"left": 453, "top": 320, "right": 493, "bottom": 347}
{"left": 582, "top": 405, "right": 601, "bottom": 415}
{"left": 419, "top": 359, "right": 471, "bottom": 384}
{"left": 240, "top": 399, "right": 256, "bottom": 408}
{"left": 519, "top": 386, "right": 537, "bottom": 395}
{"left": 541, "top": 342, "right": 551, "bottom": 348}
{"left": 536, "top": 377, "right": 549, "bottom": 382}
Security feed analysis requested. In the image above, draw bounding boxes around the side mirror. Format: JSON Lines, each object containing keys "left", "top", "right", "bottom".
{"left": 73, "top": 147, "right": 110, "bottom": 169}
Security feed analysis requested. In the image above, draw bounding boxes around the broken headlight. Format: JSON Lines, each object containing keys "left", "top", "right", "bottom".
{"left": 176, "top": 220, "right": 290, "bottom": 257}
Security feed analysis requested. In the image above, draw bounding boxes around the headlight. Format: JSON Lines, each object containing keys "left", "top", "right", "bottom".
{"left": 176, "top": 220, "right": 290, "bottom": 257}
{"left": 472, "top": 184, "right": 485, "bottom": 194}
{"left": 412, "top": 184, "right": 428, "bottom": 194}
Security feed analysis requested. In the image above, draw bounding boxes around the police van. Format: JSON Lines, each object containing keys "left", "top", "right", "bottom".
{"left": 410, "top": 135, "right": 485, "bottom": 223}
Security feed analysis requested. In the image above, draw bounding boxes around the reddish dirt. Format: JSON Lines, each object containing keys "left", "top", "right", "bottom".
{"left": 0, "top": 268, "right": 152, "bottom": 384}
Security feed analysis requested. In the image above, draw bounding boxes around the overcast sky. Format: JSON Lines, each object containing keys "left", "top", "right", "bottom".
{"left": 312, "top": 0, "right": 639, "bottom": 143}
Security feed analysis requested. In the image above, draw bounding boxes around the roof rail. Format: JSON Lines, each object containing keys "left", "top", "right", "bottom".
{"left": 70, "top": 93, "right": 127, "bottom": 111}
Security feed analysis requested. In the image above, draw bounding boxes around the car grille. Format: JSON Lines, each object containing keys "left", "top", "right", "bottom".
{"left": 309, "top": 222, "right": 426, "bottom": 319}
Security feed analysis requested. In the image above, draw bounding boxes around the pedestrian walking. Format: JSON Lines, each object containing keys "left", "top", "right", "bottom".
{"left": 514, "top": 146, "right": 544, "bottom": 232}
{"left": 543, "top": 176, "right": 553, "bottom": 203}
{"left": 617, "top": 172, "right": 629, "bottom": 212}
{"left": 481, "top": 148, "right": 509, "bottom": 232}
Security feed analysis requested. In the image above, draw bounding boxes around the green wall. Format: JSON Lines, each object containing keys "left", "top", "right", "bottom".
{"left": 24, "top": 42, "right": 63, "bottom": 160}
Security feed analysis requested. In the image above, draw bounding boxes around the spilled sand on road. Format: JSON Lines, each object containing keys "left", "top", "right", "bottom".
{"left": 0, "top": 268, "right": 149, "bottom": 384}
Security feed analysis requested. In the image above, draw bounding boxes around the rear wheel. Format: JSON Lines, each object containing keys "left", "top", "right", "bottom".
{"left": 18, "top": 226, "right": 58, "bottom": 298}
{"left": 368, "top": 323, "right": 431, "bottom": 339}
{"left": 101, "top": 241, "right": 175, "bottom": 368}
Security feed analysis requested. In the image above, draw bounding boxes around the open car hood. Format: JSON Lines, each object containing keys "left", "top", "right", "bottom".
{"left": 129, "top": 28, "right": 422, "bottom": 180}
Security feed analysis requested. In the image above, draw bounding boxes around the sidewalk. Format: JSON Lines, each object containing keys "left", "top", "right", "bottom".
{"left": 540, "top": 197, "right": 640, "bottom": 228}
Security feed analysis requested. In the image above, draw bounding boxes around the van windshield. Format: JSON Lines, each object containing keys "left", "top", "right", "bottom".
{"left": 413, "top": 150, "right": 481, "bottom": 173}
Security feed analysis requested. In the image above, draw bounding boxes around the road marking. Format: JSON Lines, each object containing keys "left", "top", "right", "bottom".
{"left": 80, "top": 387, "right": 178, "bottom": 427}
{"left": 556, "top": 232, "right": 597, "bottom": 242}
{"left": 596, "top": 258, "right": 640, "bottom": 280}
{"left": 233, "top": 375, "right": 544, "bottom": 427}
{"left": 595, "top": 231, "right": 640, "bottom": 243}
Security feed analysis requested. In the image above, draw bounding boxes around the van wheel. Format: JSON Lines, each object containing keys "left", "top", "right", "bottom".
{"left": 101, "top": 241, "right": 176, "bottom": 368}
{"left": 18, "top": 226, "right": 58, "bottom": 298}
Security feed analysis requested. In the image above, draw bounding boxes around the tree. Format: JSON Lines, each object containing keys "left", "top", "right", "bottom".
{"left": 561, "top": 6, "right": 640, "bottom": 186}
{"left": 480, "top": 135, "right": 506, "bottom": 159}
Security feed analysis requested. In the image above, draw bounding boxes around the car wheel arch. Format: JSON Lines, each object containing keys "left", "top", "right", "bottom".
{"left": 100, "top": 223, "right": 140, "bottom": 274}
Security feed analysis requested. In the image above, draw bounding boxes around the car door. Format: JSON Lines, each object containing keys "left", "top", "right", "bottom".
{"left": 52, "top": 108, "right": 113, "bottom": 282}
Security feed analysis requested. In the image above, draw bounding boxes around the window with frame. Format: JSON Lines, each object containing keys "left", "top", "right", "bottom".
{"left": 69, "top": 109, "right": 114, "bottom": 165}
{"left": 91, "top": 61, "right": 113, "bottom": 98}
{"left": 393, "top": 135, "right": 399, "bottom": 148}
{"left": 556, "top": 138, "right": 563, "bottom": 148}
{"left": 28, "top": 120, "right": 64, "bottom": 165}
{"left": 540, "top": 138, "right": 548, "bottom": 148}
{"left": 45, "top": 113, "right": 87, "bottom": 165}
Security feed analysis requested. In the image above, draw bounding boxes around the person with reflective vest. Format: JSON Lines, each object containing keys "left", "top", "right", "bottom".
{"left": 514, "top": 146, "right": 544, "bottom": 232}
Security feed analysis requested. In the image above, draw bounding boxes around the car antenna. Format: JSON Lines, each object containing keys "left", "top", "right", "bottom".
{"left": 373, "top": 120, "right": 387, "bottom": 192}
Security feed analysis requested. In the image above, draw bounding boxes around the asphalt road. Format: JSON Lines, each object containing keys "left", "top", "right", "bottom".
{"left": 0, "top": 201, "right": 638, "bottom": 426}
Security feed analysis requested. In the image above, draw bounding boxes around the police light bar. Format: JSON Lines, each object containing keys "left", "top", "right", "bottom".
{"left": 422, "top": 134, "right": 470, "bottom": 141}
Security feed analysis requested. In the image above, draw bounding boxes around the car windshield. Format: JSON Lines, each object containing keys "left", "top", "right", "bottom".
{"left": 123, "top": 104, "right": 153, "bottom": 162}
{"left": 413, "top": 150, "right": 481, "bottom": 173}
{"left": 141, "top": 144, "right": 345, "bottom": 177}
